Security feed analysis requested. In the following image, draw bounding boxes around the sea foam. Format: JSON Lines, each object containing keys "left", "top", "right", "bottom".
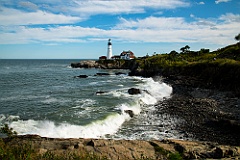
{"left": 9, "top": 112, "right": 130, "bottom": 138}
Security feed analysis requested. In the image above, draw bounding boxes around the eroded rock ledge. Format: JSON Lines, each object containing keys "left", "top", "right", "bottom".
{"left": 2, "top": 135, "right": 240, "bottom": 159}
{"left": 71, "top": 59, "right": 138, "bottom": 69}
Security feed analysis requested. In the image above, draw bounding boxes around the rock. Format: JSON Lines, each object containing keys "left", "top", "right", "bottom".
{"left": 96, "top": 91, "right": 106, "bottom": 95}
{"left": 96, "top": 73, "right": 110, "bottom": 76}
{"left": 71, "top": 60, "right": 99, "bottom": 68}
{"left": 128, "top": 88, "right": 141, "bottom": 95}
{"left": 87, "top": 140, "right": 95, "bottom": 147}
{"left": 115, "top": 72, "right": 126, "bottom": 75}
{"left": 124, "top": 110, "right": 134, "bottom": 117}
{"left": 213, "top": 147, "right": 224, "bottom": 159}
{"left": 75, "top": 75, "right": 88, "bottom": 78}
{"left": 2, "top": 136, "right": 240, "bottom": 160}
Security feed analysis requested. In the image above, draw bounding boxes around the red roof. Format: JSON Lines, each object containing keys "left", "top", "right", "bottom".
{"left": 120, "top": 50, "right": 135, "bottom": 59}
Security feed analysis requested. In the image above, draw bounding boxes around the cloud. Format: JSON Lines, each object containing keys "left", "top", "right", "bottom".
{"left": 0, "top": 7, "right": 82, "bottom": 25}
{"left": 1, "top": 0, "right": 190, "bottom": 17}
{"left": 215, "top": 0, "right": 231, "bottom": 4}
{"left": 197, "top": 2, "right": 205, "bottom": 5}
{"left": 72, "top": 0, "right": 189, "bottom": 15}
{"left": 190, "top": 14, "right": 195, "bottom": 18}
{"left": 0, "top": 0, "right": 190, "bottom": 26}
{"left": 1, "top": 13, "right": 239, "bottom": 46}
{"left": 18, "top": 1, "right": 38, "bottom": 11}
{"left": 0, "top": 25, "right": 105, "bottom": 44}
{"left": 115, "top": 16, "right": 190, "bottom": 30}
{"left": 219, "top": 13, "right": 240, "bottom": 23}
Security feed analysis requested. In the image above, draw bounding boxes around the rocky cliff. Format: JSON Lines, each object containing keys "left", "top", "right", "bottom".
{"left": 1, "top": 135, "right": 240, "bottom": 159}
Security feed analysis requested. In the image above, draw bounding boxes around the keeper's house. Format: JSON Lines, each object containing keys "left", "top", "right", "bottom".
{"left": 120, "top": 50, "right": 135, "bottom": 60}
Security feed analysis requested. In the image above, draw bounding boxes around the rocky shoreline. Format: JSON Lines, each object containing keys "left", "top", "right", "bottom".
{"left": 2, "top": 135, "right": 240, "bottom": 159}
{"left": 158, "top": 75, "right": 240, "bottom": 146}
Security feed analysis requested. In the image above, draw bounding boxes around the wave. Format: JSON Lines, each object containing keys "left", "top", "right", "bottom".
{"left": 3, "top": 112, "right": 130, "bottom": 139}
{"left": 72, "top": 99, "right": 96, "bottom": 109}
{"left": 111, "top": 76, "right": 172, "bottom": 105}
{"left": 139, "top": 78, "right": 172, "bottom": 104}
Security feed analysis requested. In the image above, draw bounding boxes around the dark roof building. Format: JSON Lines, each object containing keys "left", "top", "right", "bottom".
{"left": 120, "top": 50, "right": 135, "bottom": 60}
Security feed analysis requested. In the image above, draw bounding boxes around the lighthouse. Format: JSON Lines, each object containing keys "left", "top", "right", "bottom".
{"left": 107, "top": 39, "right": 112, "bottom": 59}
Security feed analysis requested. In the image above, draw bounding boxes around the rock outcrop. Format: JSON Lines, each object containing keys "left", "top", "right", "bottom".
{"left": 71, "top": 59, "right": 138, "bottom": 70}
{"left": 71, "top": 60, "right": 99, "bottom": 68}
{"left": 2, "top": 135, "right": 240, "bottom": 159}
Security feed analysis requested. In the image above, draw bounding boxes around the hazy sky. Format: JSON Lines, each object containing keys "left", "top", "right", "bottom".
{"left": 0, "top": 0, "right": 239, "bottom": 59}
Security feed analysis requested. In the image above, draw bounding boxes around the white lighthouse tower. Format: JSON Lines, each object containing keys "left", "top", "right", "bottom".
{"left": 107, "top": 39, "right": 112, "bottom": 59}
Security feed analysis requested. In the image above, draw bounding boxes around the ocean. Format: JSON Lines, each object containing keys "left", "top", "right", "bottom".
{"left": 0, "top": 59, "right": 177, "bottom": 140}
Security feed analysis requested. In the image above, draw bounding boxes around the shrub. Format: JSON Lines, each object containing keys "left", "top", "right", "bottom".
{"left": 0, "top": 124, "right": 17, "bottom": 137}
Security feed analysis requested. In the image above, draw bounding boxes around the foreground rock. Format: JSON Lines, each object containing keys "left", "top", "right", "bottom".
{"left": 2, "top": 135, "right": 239, "bottom": 159}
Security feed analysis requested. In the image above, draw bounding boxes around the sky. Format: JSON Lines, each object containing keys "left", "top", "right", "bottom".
{"left": 0, "top": 0, "right": 239, "bottom": 59}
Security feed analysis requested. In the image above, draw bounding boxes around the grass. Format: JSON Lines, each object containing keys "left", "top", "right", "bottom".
{"left": 149, "top": 142, "right": 183, "bottom": 160}
{"left": 0, "top": 139, "right": 109, "bottom": 160}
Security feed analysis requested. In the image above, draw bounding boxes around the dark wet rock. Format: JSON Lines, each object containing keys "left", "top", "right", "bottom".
{"left": 124, "top": 110, "right": 134, "bottom": 117}
{"left": 96, "top": 73, "right": 110, "bottom": 76}
{"left": 213, "top": 147, "right": 224, "bottom": 159}
{"left": 115, "top": 72, "right": 126, "bottom": 75}
{"left": 96, "top": 91, "right": 106, "bottom": 95}
{"left": 75, "top": 75, "right": 88, "bottom": 78}
{"left": 128, "top": 88, "right": 141, "bottom": 95}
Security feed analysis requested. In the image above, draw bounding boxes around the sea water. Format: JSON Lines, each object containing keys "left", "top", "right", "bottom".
{"left": 0, "top": 59, "right": 176, "bottom": 140}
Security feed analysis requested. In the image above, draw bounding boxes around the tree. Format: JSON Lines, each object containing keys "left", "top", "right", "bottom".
{"left": 185, "top": 45, "right": 190, "bottom": 51}
{"left": 180, "top": 47, "right": 185, "bottom": 53}
{"left": 180, "top": 45, "right": 190, "bottom": 53}
{"left": 169, "top": 50, "right": 178, "bottom": 56}
{"left": 235, "top": 33, "right": 240, "bottom": 41}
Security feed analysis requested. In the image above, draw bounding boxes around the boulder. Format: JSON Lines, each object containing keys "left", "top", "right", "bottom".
{"left": 96, "top": 91, "right": 106, "bottom": 95}
{"left": 75, "top": 75, "right": 88, "bottom": 78}
{"left": 124, "top": 110, "right": 134, "bottom": 117}
{"left": 128, "top": 88, "right": 141, "bottom": 95}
